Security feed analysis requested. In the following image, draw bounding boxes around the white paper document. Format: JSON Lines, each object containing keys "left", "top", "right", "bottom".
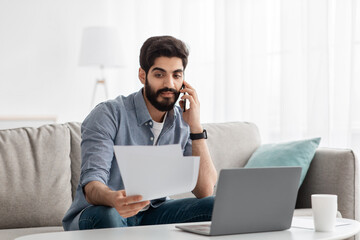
{"left": 291, "top": 217, "right": 350, "bottom": 229}
{"left": 113, "top": 144, "right": 200, "bottom": 201}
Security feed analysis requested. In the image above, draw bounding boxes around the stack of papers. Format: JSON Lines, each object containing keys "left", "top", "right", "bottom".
{"left": 291, "top": 217, "right": 350, "bottom": 229}
{"left": 113, "top": 144, "right": 200, "bottom": 201}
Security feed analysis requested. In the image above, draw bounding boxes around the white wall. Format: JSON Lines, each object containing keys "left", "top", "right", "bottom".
{"left": 0, "top": 0, "right": 142, "bottom": 124}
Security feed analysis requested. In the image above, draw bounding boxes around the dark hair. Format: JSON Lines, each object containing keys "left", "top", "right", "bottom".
{"left": 139, "top": 36, "right": 189, "bottom": 74}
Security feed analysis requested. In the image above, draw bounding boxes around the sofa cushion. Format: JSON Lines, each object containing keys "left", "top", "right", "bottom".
{"left": 203, "top": 122, "right": 261, "bottom": 171}
{"left": 171, "top": 122, "right": 261, "bottom": 199}
{"left": 65, "top": 122, "right": 82, "bottom": 200}
{"left": 0, "top": 124, "right": 72, "bottom": 229}
{"left": 245, "top": 138, "right": 321, "bottom": 185}
{"left": 296, "top": 148, "right": 358, "bottom": 220}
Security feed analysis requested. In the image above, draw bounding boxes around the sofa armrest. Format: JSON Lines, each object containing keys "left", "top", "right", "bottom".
{"left": 296, "top": 148, "right": 359, "bottom": 220}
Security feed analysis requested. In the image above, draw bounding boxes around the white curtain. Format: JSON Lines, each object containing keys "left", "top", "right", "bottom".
{"left": 111, "top": 0, "right": 360, "bottom": 152}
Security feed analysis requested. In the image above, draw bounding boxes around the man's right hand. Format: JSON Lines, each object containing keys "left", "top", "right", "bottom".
{"left": 84, "top": 181, "right": 150, "bottom": 218}
{"left": 110, "top": 190, "right": 150, "bottom": 218}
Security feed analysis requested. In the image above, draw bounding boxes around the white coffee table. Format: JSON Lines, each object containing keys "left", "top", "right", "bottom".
{"left": 16, "top": 217, "right": 360, "bottom": 240}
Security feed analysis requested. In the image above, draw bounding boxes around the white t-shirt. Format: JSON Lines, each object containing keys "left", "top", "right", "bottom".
{"left": 141, "top": 113, "right": 166, "bottom": 211}
{"left": 150, "top": 113, "right": 167, "bottom": 145}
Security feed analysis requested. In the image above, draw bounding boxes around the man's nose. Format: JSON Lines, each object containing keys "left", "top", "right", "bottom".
{"left": 163, "top": 75, "right": 175, "bottom": 88}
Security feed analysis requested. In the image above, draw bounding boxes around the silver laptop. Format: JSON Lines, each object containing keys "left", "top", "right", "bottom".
{"left": 176, "top": 167, "right": 301, "bottom": 236}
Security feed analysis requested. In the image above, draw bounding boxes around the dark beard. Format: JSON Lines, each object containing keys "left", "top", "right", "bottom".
{"left": 144, "top": 77, "right": 181, "bottom": 112}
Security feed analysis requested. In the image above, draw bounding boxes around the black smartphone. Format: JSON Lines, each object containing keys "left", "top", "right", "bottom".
{"left": 181, "top": 84, "right": 186, "bottom": 112}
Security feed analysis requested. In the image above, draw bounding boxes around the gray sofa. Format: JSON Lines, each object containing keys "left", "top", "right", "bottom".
{"left": 0, "top": 122, "right": 358, "bottom": 240}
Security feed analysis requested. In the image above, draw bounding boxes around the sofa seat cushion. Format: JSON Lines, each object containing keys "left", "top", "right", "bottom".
{"left": 0, "top": 124, "right": 73, "bottom": 229}
{"left": 0, "top": 226, "right": 63, "bottom": 240}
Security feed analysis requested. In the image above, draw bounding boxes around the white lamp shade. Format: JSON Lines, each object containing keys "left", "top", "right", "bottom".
{"left": 79, "top": 26, "right": 122, "bottom": 67}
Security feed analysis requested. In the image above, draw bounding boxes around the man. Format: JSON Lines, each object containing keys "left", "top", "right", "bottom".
{"left": 62, "top": 36, "right": 217, "bottom": 230}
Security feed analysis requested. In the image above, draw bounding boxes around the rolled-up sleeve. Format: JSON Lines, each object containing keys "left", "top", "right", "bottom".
{"left": 79, "top": 103, "right": 118, "bottom": 188}
{"left": 183, "top": 137, "right": 192, "bottom": 156}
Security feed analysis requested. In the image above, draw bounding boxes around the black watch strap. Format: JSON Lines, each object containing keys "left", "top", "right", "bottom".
{"left": 190, "top": 129, "right": 207, "bottom": 140}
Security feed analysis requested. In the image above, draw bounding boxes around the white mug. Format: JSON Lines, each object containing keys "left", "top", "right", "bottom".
{"left": 311, "top": 194, "right": 338, "bottom": 232}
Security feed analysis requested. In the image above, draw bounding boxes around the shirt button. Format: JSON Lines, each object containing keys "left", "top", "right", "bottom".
{"left": 145, "top": 123, "right": 148, "bottom": 126}
{"left": 149, "top": 121, "right": 153, "bottom": 125}
{"left": 150, "top": 137, "right": 154, "bottom": 141}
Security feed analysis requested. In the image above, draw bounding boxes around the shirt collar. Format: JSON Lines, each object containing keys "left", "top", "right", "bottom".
{"left": 134, "top": 88, "right": 176, "bottom": 127}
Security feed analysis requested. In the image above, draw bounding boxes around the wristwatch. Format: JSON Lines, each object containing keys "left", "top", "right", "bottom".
{"left": 190, "top": 129, "right": 207, "bottom": 140}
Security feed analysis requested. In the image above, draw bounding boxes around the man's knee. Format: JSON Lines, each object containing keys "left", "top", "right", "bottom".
{"left": 197, "top": 196, "right": 215, "bottom": 213}
{"left": 79, "top": 206, "right": 127, "bottom": 229}
{"left": 183, "top": 196, "right": 214, "bottom": 222}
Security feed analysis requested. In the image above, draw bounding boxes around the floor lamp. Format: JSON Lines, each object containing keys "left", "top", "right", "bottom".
{"left": 79, "top": 26, "right": 122, "bottom": 108}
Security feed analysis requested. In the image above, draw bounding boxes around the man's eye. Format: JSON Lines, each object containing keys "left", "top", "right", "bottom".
{"left": 155, "top": 73, "right": 163, "bottom": 78}
{"left": 174, "top": 74, "right": 182, "bottom": 79}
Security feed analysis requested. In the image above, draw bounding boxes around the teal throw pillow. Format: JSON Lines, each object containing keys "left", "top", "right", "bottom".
{"left": 244, "top": 137, "right": 321, "bottom": 186}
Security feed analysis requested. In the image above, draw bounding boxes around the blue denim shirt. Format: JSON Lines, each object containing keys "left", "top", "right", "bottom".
{"left": 62, "top": 88, "right": 192, "bottom": 231}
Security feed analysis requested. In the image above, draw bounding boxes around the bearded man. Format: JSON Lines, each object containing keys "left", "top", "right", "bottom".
{"left": 62, "top": 35, "right": 217, "bottom": 231}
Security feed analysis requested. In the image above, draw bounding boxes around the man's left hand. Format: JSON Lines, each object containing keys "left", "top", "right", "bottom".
{"left": 179, "top": 80, "right": 203, "bottom": 133}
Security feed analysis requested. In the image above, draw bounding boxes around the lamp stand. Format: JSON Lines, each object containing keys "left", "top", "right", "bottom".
{"left": 90, "top": 65, "right": 109, "bottom": 108}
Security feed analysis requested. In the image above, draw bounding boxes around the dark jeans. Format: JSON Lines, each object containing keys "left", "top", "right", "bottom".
{"left": 79, "top": 196, "right": 214, "bottom": 229}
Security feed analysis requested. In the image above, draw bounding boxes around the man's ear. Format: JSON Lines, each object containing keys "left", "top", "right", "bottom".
{"left": 139, "top": 68, "right": 146, "bottom": 85}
